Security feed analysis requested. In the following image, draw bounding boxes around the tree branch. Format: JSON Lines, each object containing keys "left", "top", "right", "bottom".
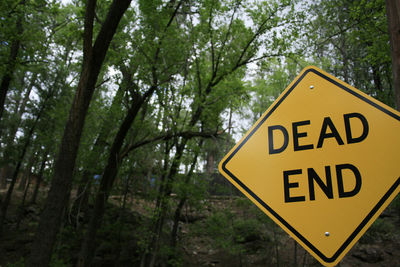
{"left": 120, "top": 130, "right": 220, "bottom": 159}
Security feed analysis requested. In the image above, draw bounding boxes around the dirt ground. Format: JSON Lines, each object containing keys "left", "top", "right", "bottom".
{"left": 1, "top": 190, "right": 399, "bottom": 267}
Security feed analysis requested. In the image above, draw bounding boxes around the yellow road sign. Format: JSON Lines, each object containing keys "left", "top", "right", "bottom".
{"left": 218, "top": 66, "right": 400, "bottom": 266}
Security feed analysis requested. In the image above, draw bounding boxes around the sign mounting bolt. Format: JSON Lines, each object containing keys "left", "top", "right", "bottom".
{"left": 310, "top": 85, "right": 314, "bottom": 89}
{"left": 325, "top": 232, "right": 330, "bottom": 237}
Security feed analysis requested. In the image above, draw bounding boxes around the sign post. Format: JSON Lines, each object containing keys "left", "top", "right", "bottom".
{"left": 219, "top": 66, "right": 400, "bottom": 266}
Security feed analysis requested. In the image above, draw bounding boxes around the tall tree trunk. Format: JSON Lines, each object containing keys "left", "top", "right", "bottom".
{"left": 26, "top": 1, "right": 132, "bottom": 266}
{"left": 0, "top": 165, "right": 11, "bottom": 189}
{"left": 0, "top": 5, "right": 24, "bottom": 122}
{"left": 71, "top": 86, "right": 124, "bottom": 225}
{"left": 0, "top": 61, "right": 59, "bottom": 233}
{"left": 386, "top": 0, "right": 400, "bottom": 109}
{"left": 170, "top": 141, "right": 202, "bottom": 248}
{"left": 0, "top": 41, "right": 30, "bottom": 189}
{"left": 140, "top": 144, "right": 170, "bottom": 267}
{"left": 0, "top": 43, "right": 66, "bottom": 190}
{"left": 71, "top": 170, "right": 92, "bottom": 227}
{"left": 77, "top": 95, "right": 144, "bottom": 267}
{"left": 0, "top": 104, "right": 43, "bottom": 235}
{"left": 143, "top": 140, "right": 187, "bottom": 267}
{"left": 114, "top": 172, "right": 133, "bottom": 265}
{"left": 30, "top": 149, "right": 48, "bottom": 204}
{"left": 18, "top": 152, "right": 36, "bottom": 191}
{"left": 143, "top": 66, "right": 217, "bottom": 265}
{"left": 206, "top": 150, "right": 215, "bottom": 174}
{"left": 6, "top": 72, "right": 37, "bottom": 142}
{"left": 16, "top": 157, "right": 35, "bottom": 230}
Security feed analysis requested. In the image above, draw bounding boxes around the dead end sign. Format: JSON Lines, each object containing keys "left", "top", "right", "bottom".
{"left": 218, "top": 66, "right": 400, "bottom": 266}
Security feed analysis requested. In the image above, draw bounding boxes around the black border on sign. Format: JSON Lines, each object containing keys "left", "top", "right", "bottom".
{"left": 220, "top": 68, "right": 400, "bottom": 263}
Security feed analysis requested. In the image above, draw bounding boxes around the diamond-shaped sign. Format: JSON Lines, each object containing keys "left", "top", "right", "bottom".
{"left": 219, "top": 66, "right": 400, "bottom": 266}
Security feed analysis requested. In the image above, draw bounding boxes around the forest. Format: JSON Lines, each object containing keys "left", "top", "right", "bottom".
{"left": 0, "top": 0, "right": 399, "bottom": 266}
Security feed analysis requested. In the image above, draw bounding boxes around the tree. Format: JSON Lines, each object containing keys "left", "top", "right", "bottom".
{"left": 0, "top": 0, "right": 59, "bottom": 188}
{"left": 77, "top": 1, "right": 191, "bottom": 265}
{"left": 247, "top": 58, "right": 301, "bottom": 124}
{"left": 137, "top": 1, "right": 299, "bottom": 265}
{"left": 0, "top": 0, "right": 25, "bottom": 122}
{"left": 305, "top": 0, "right": 393, "bottom": 105}
{"left": 0, "top": 0, "right": 76, "bottom": 228}
{"left": 26, "top": 1, "right": 132, "bottom": 266}
{"left": 0, "top": 77, "right": 57, "bottom": 234}
{"left": 386, "top": 0, "right": 400, "bottom": 109}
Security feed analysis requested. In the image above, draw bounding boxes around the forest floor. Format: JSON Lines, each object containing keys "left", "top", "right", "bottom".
{"left": 173, "top": 196, "right": 400, "bottom": 267}
{"left": 0, "top": 188, "right": 400, "bottom": 267}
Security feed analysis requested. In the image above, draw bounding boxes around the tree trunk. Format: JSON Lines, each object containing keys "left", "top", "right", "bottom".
{"left": 6, "top": 72, "right": 37, "bottom": 147}
{"left": 72, "top": 86, "right": 124, "bottom": 225}
{"left": 143, "top": 140, "right": 187, "bottom": 267}
{"left": 0, "top": 74, "right": 39, "bottom": 190}
{"left": 143, "top": 67, "right": 218, "bottom": 265}
{"left": 114, "top": 173, "right": 132, "bottom": 265}
{"left": 77, "top": 95, "right": 144, "bottom": 267}
{"left": 0, "top": 111, "right": 41, "bottom": 235}
{"left": 18, "top": 152, "right": 36, "bottom": 191}
{"left": 26, "top": 1, "right": 132, "bottom": 266}
{"left": 0, "top": 6, "right": 23, "bottom": 122}
{"left": 0, "top": 165, "right": 11, "bottom": 189}
{"left": 0, "top": 62, "right": 58, "bottom": 234}
{"left": 206, "top": 151, "right": 215, "bottom": 174}
{"left": 71, "top": 170, "right": 92, "bottom": 228}
{"left": 372, "top": 65, "right": 383, "bottom": 92}
{"left": 386, "top": 0, "right": 400, "bottom": 109}
{"left": 16, "top": 161, "right": 34, "bottom": 230}
{"left": 171, "top": 197, "right": 186, "bottom": 248}
{"left": 0, "top": 82, "right": 50, "bottom": 232}
{"left": 170, "top": 140, "right": 202, "bottom": 248}
{"left": 30, "top": 149, "right": 48, "bottom": 204}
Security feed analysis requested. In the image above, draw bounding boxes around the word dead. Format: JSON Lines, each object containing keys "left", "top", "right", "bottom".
{"left": 268, "top": 112, "right": 369, "bottom": 154}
